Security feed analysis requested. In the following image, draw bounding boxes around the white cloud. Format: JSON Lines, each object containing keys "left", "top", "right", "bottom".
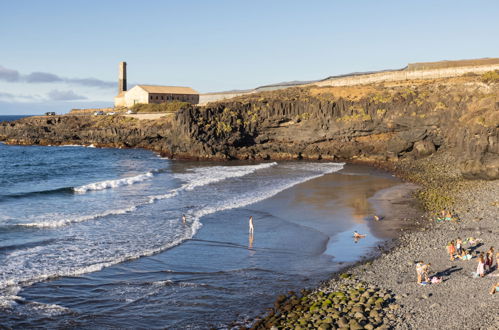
{"left": 47, "top": 89, "right": 87, "bottom": 101}
{"left": 0, "top": 64, "right": 115, "bottom": 88}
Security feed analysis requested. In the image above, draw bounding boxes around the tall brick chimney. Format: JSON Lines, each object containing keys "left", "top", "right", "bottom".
{"left": 118, "top": 61, "right": 127, "bottom": 93}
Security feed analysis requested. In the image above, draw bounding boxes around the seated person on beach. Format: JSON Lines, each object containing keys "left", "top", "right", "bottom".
{"left": 353, "top": 231, "right": 366, "bottom": 239}
{"left": 465, "top": 237, "right": 482, "bottom": 246}
{"left": 457, "top": 249, "right": 472, "bottom": 260}
{"left": 431, "top": 276, "right": 443, "bottom": 284}
{"left": 436, "top": 210, "right": 455, "bottom": 222}
{"left": 435, "top": 210, "right": 446, "bottom": 222}
{"left": 489, "top": 281, "right": 499, "bottom": 295}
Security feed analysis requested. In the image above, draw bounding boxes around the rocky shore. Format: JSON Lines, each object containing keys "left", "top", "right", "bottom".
{"left": 1, "top": 75, "right": 498, "bottom": 180}
{"left": 248, "top": 152, "right": 499, "bottom": 329}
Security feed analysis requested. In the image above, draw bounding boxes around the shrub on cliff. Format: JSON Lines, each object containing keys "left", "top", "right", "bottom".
{"left": 131, "top": 101, "right": 190, "bottom": 113}
{"left": 481, "top": 70, "right": 499, "bottom": 83}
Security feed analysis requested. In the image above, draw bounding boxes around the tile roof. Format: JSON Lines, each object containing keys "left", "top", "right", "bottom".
{"left": 137, "top": 85, "right": 198, "bottom": 95}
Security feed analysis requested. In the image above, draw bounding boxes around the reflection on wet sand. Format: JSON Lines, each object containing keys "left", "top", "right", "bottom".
{"left": 260, "top": 164, "right": 421, "bottom": 241}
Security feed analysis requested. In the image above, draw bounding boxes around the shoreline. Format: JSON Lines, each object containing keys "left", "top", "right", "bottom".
{"left": 0, "top": 144, "right": 425, "bottom": 328}
{"left": 1, "top": 135, "right": 497, "bottom": 328}
{"left": 249, "top": 151, "right": 498, "bottom": 329}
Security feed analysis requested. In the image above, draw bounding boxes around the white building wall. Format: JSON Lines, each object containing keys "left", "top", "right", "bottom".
{"left": 124, "top": 86, "right": 149, "bottom": 107}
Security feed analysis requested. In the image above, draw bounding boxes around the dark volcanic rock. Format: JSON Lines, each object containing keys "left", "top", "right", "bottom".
{"left": 1, "top": 77, "right": 498, "bottom": 179}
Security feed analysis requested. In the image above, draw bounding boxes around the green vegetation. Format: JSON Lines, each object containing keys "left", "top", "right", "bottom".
{"left": 131, "top": 101, "right": 190, "bottom": 113}
{"left": 337, "top": 106, "right": 372, "bottom": 122}
{"left": 434, "top": 101, "right": 447, "bottom": 111}
{"left": 481, "top": 70, "right": 499, "bottom": 83}
{"left": 376, "top": 109, "right": 386, "bottom": 116}
{"left": 370, "top": 92, "right": 392, "bottom": 104}
{"left": 296, "top": 112, "right": 311, "bottom": 121}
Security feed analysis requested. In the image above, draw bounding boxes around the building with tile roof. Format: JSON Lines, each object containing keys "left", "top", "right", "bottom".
{"left": 114, "top": 62, "right": 199, "bottom": 107}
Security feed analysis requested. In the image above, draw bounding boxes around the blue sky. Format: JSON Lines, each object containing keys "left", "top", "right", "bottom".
{"left": 1, "top": 0, "right": 498, "bottom": 114}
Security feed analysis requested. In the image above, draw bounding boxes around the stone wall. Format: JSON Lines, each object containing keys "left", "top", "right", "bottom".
{"left": 314, "top": 64, "right": 499, "bottom": 87}
{"left": 407, "top": 58, "right": 499, "bottom": 71}
{"left": 197, "top": 59, "right": 499, "bottom": 104}
{"left": 198, "top": 92, "right": 253, "bottom": 105}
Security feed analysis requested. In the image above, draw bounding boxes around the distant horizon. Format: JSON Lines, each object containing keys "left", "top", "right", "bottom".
{"left": 1, "top": 0, "right": 499, "bottom": 114}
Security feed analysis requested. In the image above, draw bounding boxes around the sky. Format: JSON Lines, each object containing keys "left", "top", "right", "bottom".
{"left": 1, "top": 0, "right": 498, "bottom": 115}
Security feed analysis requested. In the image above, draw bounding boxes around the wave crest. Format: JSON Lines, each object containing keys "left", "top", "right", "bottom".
{"left": 73, "top": 172, "right": 154, "bottom": 193}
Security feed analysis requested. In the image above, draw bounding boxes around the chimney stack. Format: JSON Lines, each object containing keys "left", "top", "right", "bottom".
{"left": 118, "top": 61, "right": 127, "bottom": 93}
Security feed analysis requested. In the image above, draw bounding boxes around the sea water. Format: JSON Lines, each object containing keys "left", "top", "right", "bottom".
{"left": 0, "top": 143, "right": 414, "bottom": 328}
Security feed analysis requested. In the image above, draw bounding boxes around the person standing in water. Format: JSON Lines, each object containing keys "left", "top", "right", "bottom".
{"left": 182, "top": 215, "right": 186, "bottom": 224}
{"left": 249, "top": 216, "right": 254, "bottom": 235}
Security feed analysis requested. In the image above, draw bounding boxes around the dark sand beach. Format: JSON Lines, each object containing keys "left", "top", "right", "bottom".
{"left": 253, "top": 153, "right": 499, "bottom": 330}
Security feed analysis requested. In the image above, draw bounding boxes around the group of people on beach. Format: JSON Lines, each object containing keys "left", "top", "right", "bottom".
{"left": 434, "top": 209, "right": 457, "bottom": 223}
{"left": 445, "top": 237, "right": 497, "bottom": 278}
{"left": 416, "top": 223, "right": 499, "bottom": 294}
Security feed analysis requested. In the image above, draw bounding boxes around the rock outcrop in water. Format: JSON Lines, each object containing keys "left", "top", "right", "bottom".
{"left": 1, "top": 75, "right": 498, "bottom": 179}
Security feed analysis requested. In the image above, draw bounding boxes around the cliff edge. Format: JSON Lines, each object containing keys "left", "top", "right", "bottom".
{"left": 1, "top": 74, "right": 498, "bottom": 180}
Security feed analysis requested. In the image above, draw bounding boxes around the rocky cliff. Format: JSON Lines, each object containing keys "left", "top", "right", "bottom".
{"left": 1, "top": 75, "right": 498, "bottom": 179}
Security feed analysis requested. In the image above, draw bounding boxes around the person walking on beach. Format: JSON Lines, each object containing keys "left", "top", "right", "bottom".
{"left": 477, "top": 253, "right": 486, "bottom": 277}
{"left": 447, "top": 241, "right": 456, "bottom": 261}
{"left": 249, "top": 216, "right": 254, "bottom": 236}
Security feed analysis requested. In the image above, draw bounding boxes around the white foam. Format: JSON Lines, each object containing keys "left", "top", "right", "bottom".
{"left": 152, "top": 280, "right": 174, "bottom": 286}
{"left": 0, "top": 285, "right": 22, "bottom": 308}
{"left": 0, "top": 232, "right": 189, "bottom": 294}
{"left": 187, "top": 162, "right": 345, "bottom": 237}
{"left": 28, "top": 301, "right": 71, "bottom": 316}
{"left": 0, "top": 161, "right": 344, "bottom": 308}
{"left": 73, "top": 172, "right": 154, "bottom": 193}
{"left": 18, "top": 205, "right": 138, "bottom": 228}
{"left": 175, "top": 162, "right": 277, "bottom": 191}
{"left": 148, "top": 191, "right": 179, "bottom": 204}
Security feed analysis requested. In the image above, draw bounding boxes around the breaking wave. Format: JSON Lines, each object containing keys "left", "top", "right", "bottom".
{"left": 73, "top": 172, "right": 155, "bottom": 193}
{"left": 174, "top": 162, "right": 277, "bottom": 191}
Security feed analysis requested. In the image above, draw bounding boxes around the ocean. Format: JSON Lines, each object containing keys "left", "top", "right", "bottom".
{"left": 0, "top": 115, "right": 33, "bottom": 122}
{"left": 0, "top": 142, "right": 418, "bottom": 328}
